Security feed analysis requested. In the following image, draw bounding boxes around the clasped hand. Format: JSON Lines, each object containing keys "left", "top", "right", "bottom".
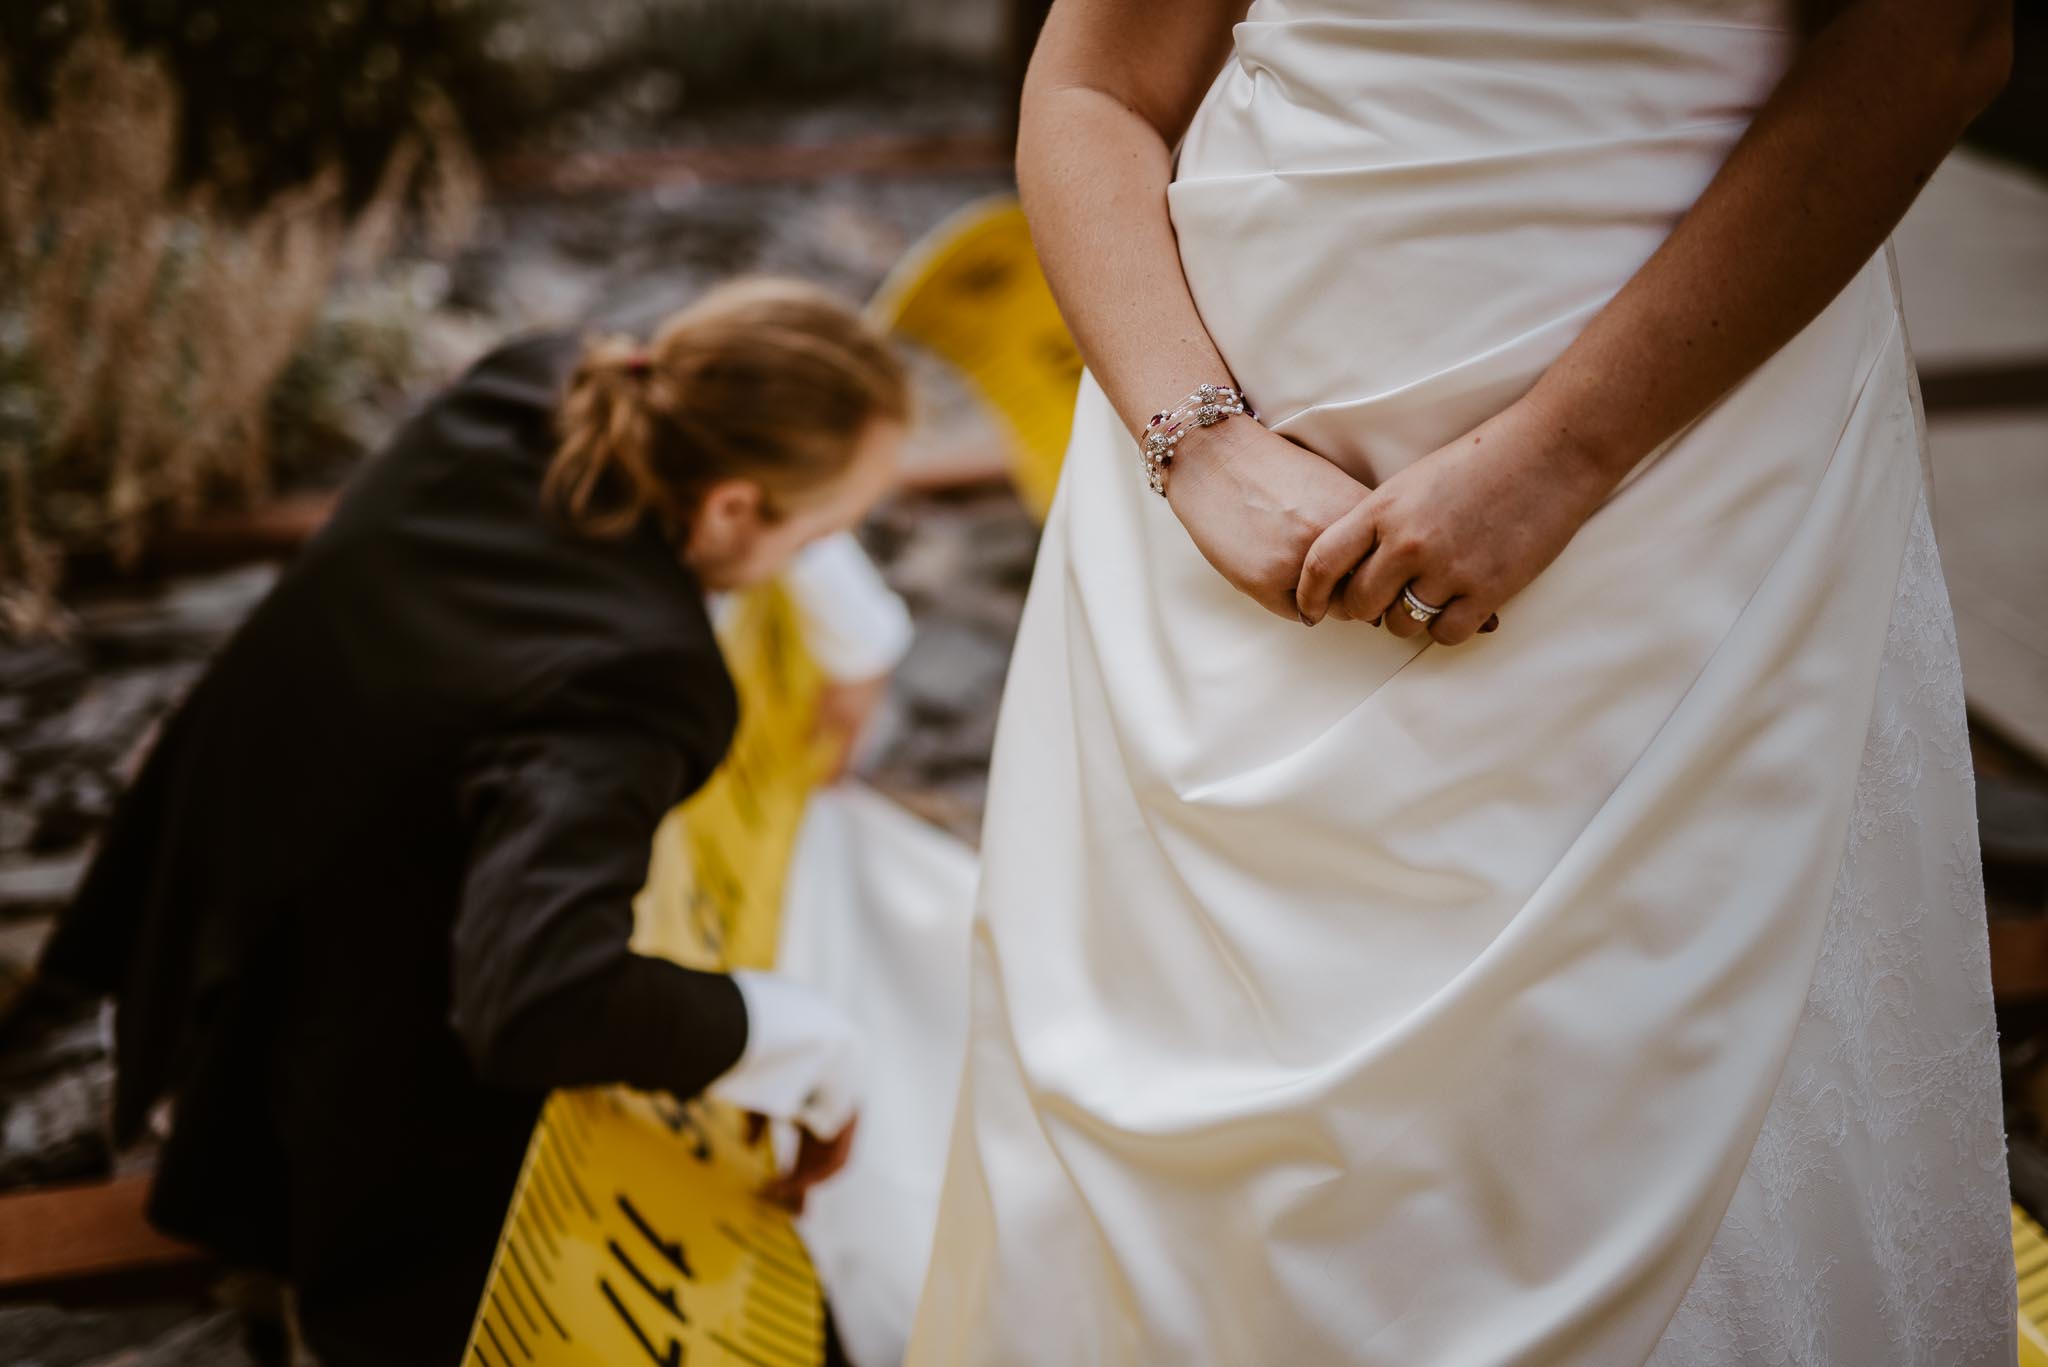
{"left": 1166, "top": 398, "right": 1610, "bottom": 645}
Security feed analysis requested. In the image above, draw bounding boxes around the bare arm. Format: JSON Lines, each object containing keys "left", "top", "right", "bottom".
{"left": 1529, "top": 0, "right": 2011, "bottom": 488}
{"left": 1019, "top": 0, "right": 1386, "bottom": 622}
{"left": 1298, "top": 0, "right": 2012, "bottom": 638}
{"left": 1016, "top": 0, "right": 1248, "bottom": 441}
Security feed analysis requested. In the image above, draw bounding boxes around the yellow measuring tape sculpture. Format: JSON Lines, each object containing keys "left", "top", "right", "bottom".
{"left": 2019, "top": 1204, "right": 2048, "bottom": 1367}
{"left": 868, "top": 197, "right": 1083, "bottom": 522}
{"left": 464, "top": 196, "right": 1077, "bottom": 1367}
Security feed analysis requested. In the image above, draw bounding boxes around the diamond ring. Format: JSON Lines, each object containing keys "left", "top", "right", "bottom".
{"left": 1401, "top": 586, "right": 1444, "bottom": 623}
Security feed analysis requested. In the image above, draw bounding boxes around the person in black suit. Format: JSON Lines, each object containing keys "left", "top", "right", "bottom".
{"left": 31, "top": 278, "right": 908, "bottom": 1365}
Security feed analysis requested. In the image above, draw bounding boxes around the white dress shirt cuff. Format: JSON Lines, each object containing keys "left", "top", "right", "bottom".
{"left": 708, "top": 969, "right": 864, "bottom": 1137}
{"left": 782, "top": 532, "right": 915, "bottom": 683}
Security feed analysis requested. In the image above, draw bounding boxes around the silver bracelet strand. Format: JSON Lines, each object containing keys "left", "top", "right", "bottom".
{"left": 1142, "top": 383, "right": 1256, "bottom": 496}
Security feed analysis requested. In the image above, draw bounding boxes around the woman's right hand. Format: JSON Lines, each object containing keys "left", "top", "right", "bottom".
{"left": 1164, "top": 418, "right": 1371, "bottom": 622}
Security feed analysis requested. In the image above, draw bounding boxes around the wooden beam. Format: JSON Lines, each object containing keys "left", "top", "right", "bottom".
{"left": 0, "top": 1174, "right": 204, "bottom": 1290}
{"left": 492, "top": 131, "right": 1011, "bottom": 197}
{"left": 1921, "top": 358, "right": 2048, "bottom": 414}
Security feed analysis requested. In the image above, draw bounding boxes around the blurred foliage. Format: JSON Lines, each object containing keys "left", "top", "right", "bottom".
{"left": 0, "top": 0, "right": 948, "bottom": 632}
{"left": 1, "top": 0, "right": 936, "bottom": 210}
{"left": 264, "top": 267, "right": 453, "bottom": 488}
{"left": 536, "top": 0, "right": 907, "bottom": 132}
{"left": 1, "top": 0, "right": 517, "bottom": 213}
{"left": 0, "top": 19, "right": 473, "bottom": 635}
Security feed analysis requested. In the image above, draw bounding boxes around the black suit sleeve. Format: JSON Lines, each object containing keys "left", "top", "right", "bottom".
{"left": 448, "top": 646, "right": 746, "bottom": 1098}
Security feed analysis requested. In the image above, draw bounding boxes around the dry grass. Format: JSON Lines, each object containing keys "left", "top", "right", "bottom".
{"left": 0, "top": 20, "right": 476, "bottom": 636}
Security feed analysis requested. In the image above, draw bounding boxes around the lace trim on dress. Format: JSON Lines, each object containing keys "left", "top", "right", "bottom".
{"left": 1650, "top": 492, "right": 2014, "bottom": 1365}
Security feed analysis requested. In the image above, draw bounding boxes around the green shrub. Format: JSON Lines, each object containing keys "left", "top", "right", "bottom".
{"left": 1, "top": 0, "right": 521, "bottom": 212}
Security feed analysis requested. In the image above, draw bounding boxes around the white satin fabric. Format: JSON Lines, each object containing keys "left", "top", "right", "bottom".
{"left": 778, "top": 787, "right": 982, "bottom": 1367}
{"left": 906, "top": 2, "right": 2013, "bottom": 1363}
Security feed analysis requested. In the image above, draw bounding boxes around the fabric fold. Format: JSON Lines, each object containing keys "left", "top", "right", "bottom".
{"left": 908, "top": 2, "right": 2012, "bottom": 1361}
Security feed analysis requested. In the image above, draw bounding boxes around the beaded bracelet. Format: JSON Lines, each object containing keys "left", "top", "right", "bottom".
{"left": 1142, "top": 382, "right": 1256, "bottom": 495}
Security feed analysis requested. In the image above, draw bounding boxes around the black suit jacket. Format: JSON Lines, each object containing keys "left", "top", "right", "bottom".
{"left": 40, "top": 334, "right": 749, "bottom": 1365}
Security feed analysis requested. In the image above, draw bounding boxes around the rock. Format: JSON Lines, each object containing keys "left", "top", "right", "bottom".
{"left": 21, "top": 669, "right": 194, "bottom": 771}
{"left": 0, "top": 803, "right": 33, "bottom": 855}
{"left": 490, "top": 251, "right": 608, "bottom": 330}
{"left": 0, "top": 854, "right": 90, "bottom": 919}
{"left": 807, "top": 200, "right": 913, "bottom": 280}
{"left": 0, "top": 999, "right": 108, "bottom": 1089}
{"left": 0, "top": 1304, "right": 201, "bottom": 1367}
{"left": 132, "top": 566, "right": 279, "bottom": 636}
{"left": 29, "top": 771, "right": 114, "bottom": 855}
{"left": 876, "top": 518, "right": 972, "bottom": 608}
{"left": 0, "top": 641, "right": 86, "bottom": 701}
{"left": 78, "top": 1309, "right": 262, "bottom": 1367}
{"left": 891, "top": 619, "right": 1011, "bottom": 723}
{"left": 73, "top": 566, "right": 278, "bottom": 666}
{"left": 0, "top": 1058, "right": 114, "bottom": 1190}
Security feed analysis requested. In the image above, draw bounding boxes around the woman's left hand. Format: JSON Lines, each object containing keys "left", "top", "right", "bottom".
{"left": 1295, "top": 397, "right": 1614, "bottom": 643}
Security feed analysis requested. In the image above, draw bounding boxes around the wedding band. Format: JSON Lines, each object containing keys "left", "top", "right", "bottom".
{"left": 1401, "top": 586, "right": 1444, "bottom": 622}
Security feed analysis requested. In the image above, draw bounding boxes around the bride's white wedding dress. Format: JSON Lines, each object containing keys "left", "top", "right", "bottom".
{"left": 906, "top": 1, "right": 2014, "bottom": 1362}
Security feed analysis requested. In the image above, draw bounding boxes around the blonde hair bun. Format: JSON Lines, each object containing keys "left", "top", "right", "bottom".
{"left": 548, "top": 277, "right": 907, "bottom": 539}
